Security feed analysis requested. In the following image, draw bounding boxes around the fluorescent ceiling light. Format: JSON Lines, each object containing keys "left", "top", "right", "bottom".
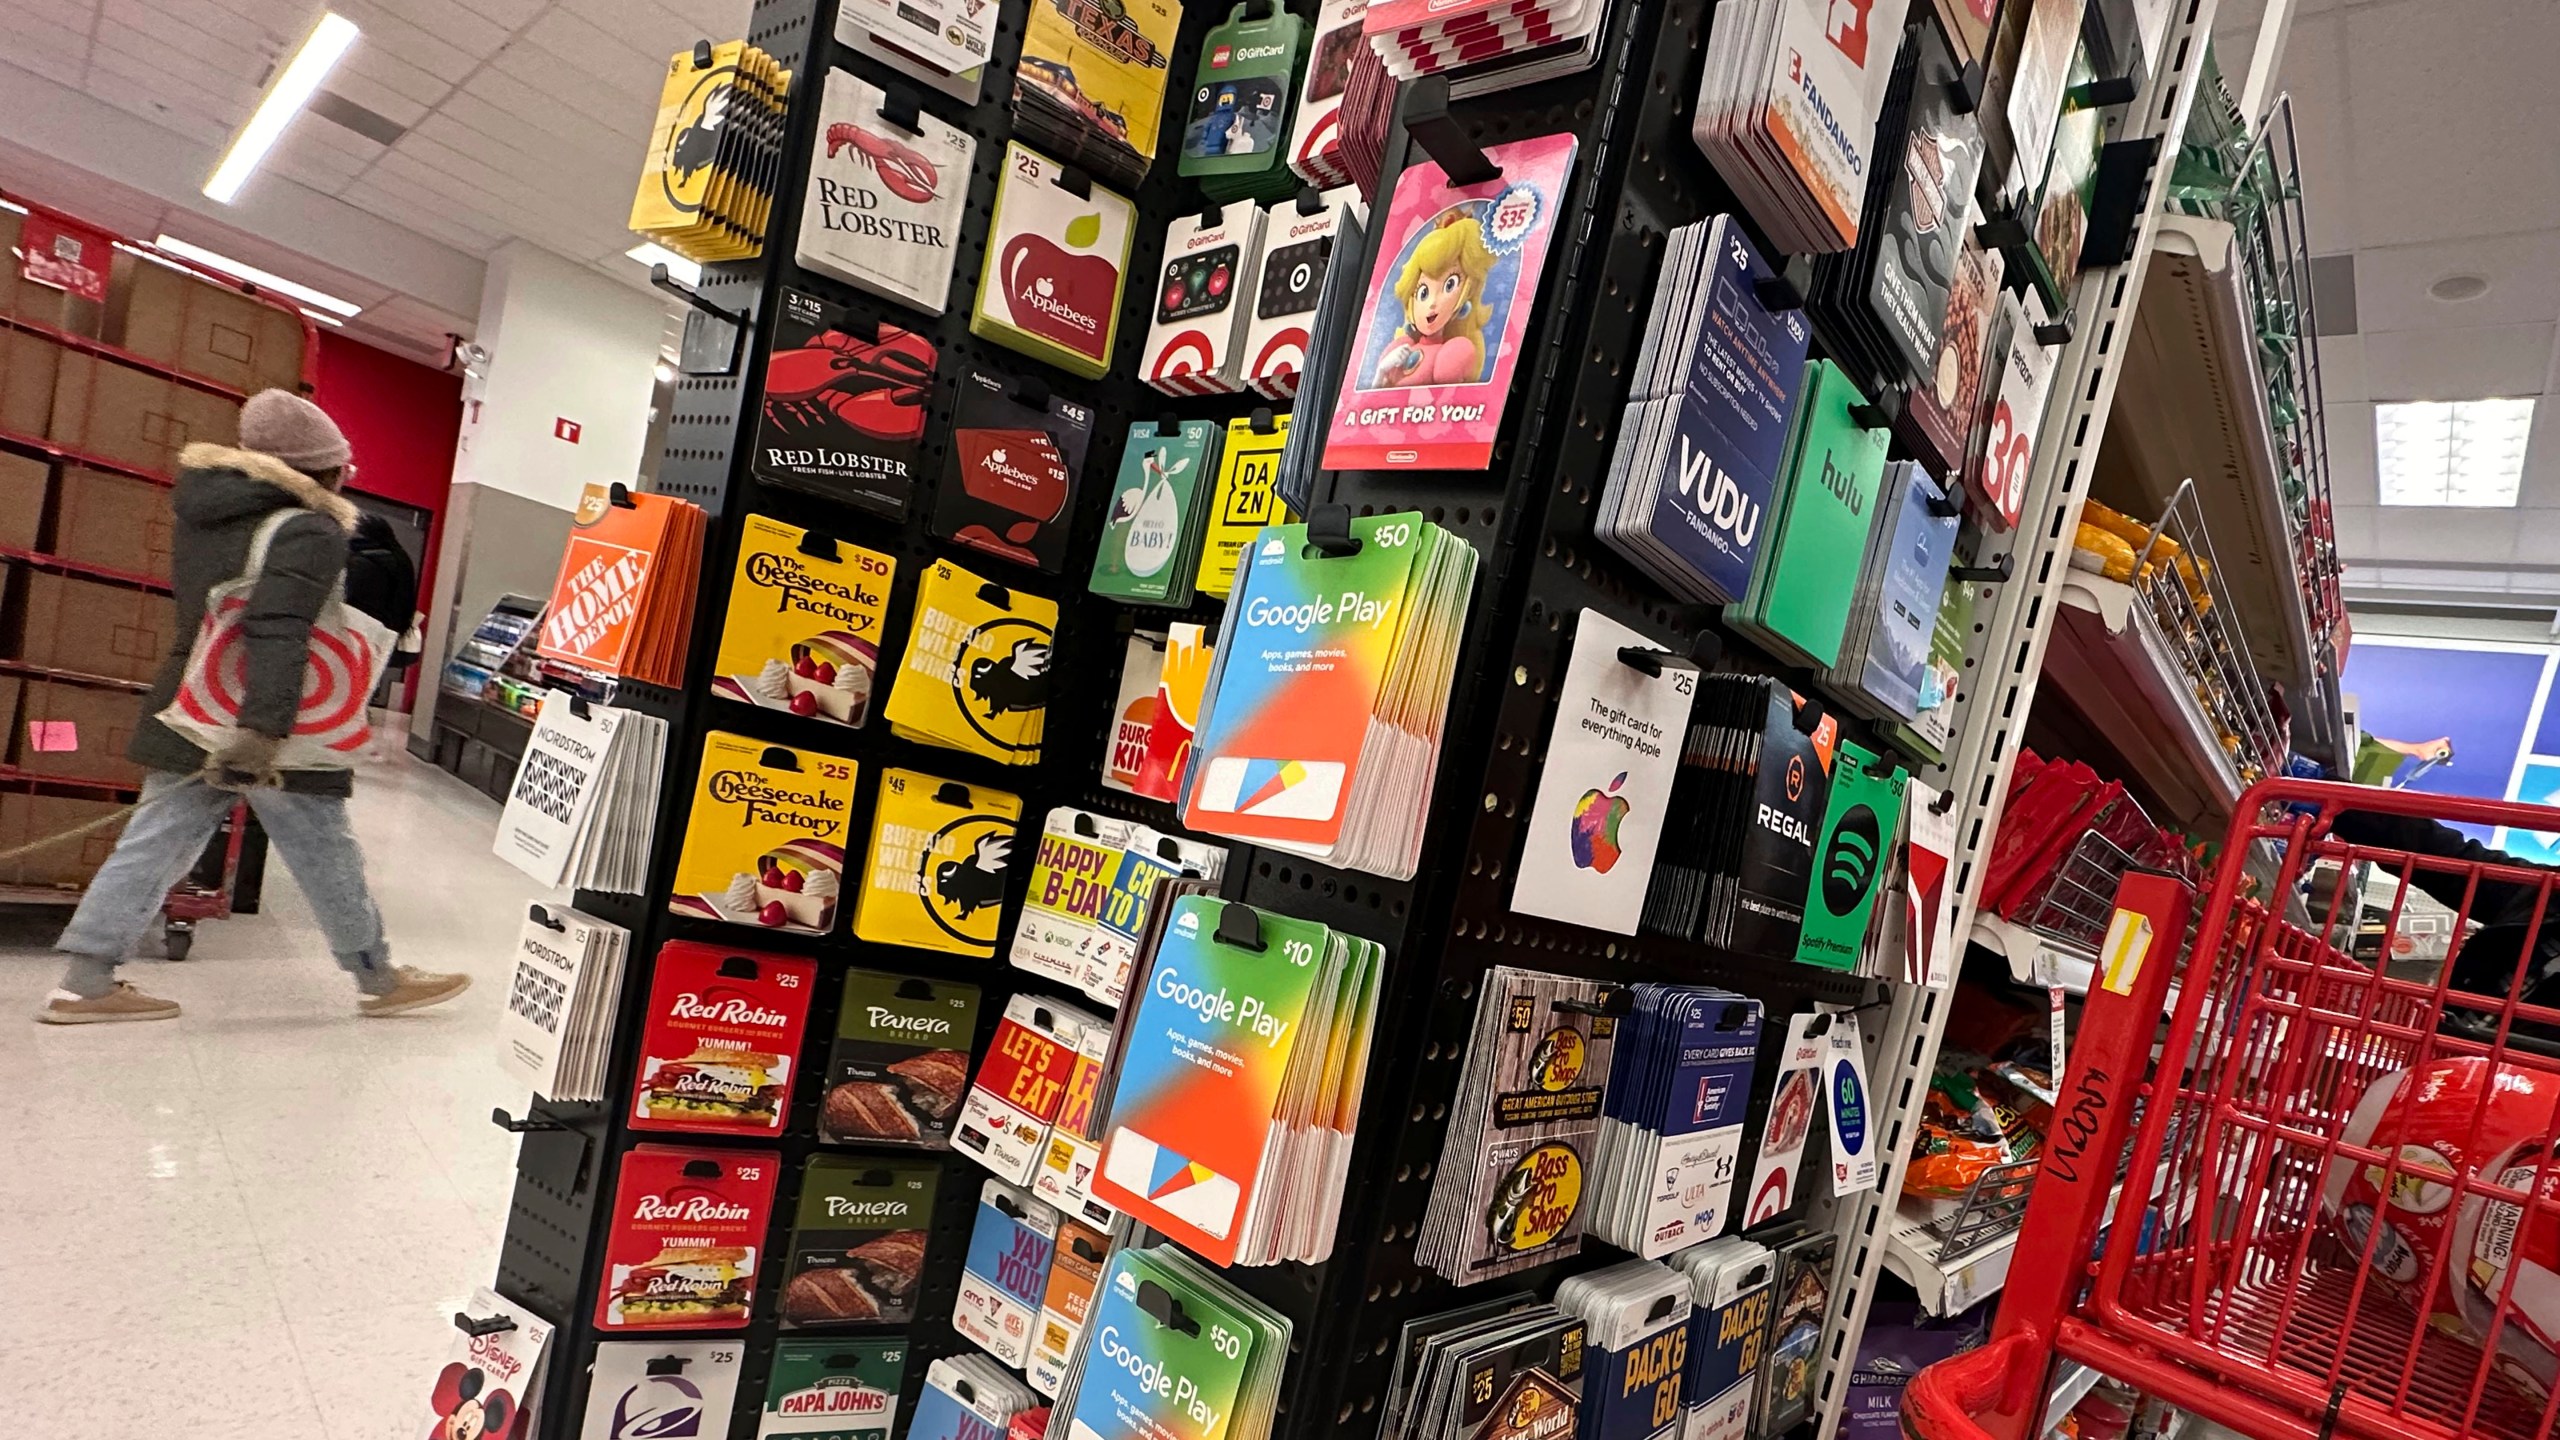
{"left": 204, "top": 12, "right": 359, "bottom": 203}
{"left": 0, "top": 197, "right": 25, "bottom": 215}
{"left": 2376, "top": 399, "right": 2536, "bottom": 507}
{"left": 150, "top": 234, "right": 363, "bottom": 317}
{"left": 627, "top": 242, "right": 700, "bottom": 287}
{"left": 300, "top": 307, "right": 345, "bottom": 328}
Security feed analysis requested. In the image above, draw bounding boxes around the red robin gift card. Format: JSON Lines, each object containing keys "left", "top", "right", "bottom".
{"left": 597, "top": 1145, "right": 780, "bottom": 1332}
{"left": 631, "top": 942, "right": 817, "bottom": 1137}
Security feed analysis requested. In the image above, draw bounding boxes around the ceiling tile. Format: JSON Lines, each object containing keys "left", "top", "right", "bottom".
{"left": 89, "top": 16, "right": 261, "bottom": 119}
{"left": 2361, "top": 324, "right": 2558, "bottom": 403}
{"left": 2317, "top": 333, "right": 2366, "bottom": 405}
{"left": 2356, "top": 507, "right": 2528, "bottom": 565}
{"left": 361, "top": 0, "right": 507, "bottom": 57}
{"left": 338, "top": 32, "right": 460, "bottom": 110}
{"left": 2507, "top": 511, "right": 2560, "bottom": 560}
{"left": 82, "top": 60, "right": 235, "bottom": 146}
{"left": 0, "top": 13, "right": 94, "bottom": 73}
{"left": 338, "top": 177, "right": 504, "bottom": 255}
{"left": 2330, "top": 504, "right": 2377, "bottom": 561}
{"left": 489, "top": 41, "right": 654, "bottom": 135}
{"left": 2341, "top": 0, "right": 2560, "bottom": 250}
{"left": 331, "top": 3, "right": 480, "bottom": 80}
{"left": 444, "top": 0, "right": 546, "bottom": 28}
{"left": 522, "top": 7, "right": 668, "bottom": 95}
{"left": 2270, "top": 12, "right": 2356, "bottom": 254}
{"left": 440, "top": 87, "right": 628, "bottom": 172}
{"left": 2356, "top": 232, "right": 2560, "bottom": 335}
{"left": 101, "top": 0, "right": 270, "bottom": 72}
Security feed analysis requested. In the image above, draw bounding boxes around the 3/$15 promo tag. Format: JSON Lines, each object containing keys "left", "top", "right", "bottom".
{"left": 1824, "top": 1012, "right": 1878, "bottom": 1197}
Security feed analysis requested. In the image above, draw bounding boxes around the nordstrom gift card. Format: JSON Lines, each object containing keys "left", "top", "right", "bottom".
{"left": 1512, "top": 609, "right": 1695, "bottom": 935}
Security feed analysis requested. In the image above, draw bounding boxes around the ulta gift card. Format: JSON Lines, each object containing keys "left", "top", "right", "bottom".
{"left": 1322, "top": 132, "right": 1577, "bottom": 470}
{"left": 971, "top": 142, "right": 1134, "bottom": 379}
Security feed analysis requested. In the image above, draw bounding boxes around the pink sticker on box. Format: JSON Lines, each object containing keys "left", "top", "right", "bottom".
{"left": 28, "top": 721, "right": 78, "bottom": 752}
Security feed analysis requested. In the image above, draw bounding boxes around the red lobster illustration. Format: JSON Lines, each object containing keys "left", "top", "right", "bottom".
{"left": 824, "top": 122, "right": 940, "bottom": 206}
{"left": 763, "top": 326, "right": 934, "bottom": 442}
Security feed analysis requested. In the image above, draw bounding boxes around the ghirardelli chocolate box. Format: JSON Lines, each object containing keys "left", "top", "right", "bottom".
{"left": 821, "top": 969, "right": 981, "bottom": 1148}
{"left": 631, "top": 942, "right": 817, "bottom": 1138}
{"left": 780, "top": 1156, "right": 940, "bottom": 1327}
{"left": 932, "top": 366, "right": 1093, "bottom": 573}
{"left": 755, "top": 286, "right": 936, "bottom": 520}
{"left": 597, "top": 1145, "right": 780, "bottom": 1331}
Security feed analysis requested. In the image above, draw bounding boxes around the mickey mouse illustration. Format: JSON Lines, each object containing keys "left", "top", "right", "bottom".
{"left": 428, "top": 1364, "right": 515, "bottom": 1440}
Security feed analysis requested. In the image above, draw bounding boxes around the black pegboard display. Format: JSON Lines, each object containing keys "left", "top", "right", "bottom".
{"left": 490, "top": 0, "right": 1937, "bottom": 1431}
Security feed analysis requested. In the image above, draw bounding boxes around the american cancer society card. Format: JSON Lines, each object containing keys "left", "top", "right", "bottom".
{"left": 1510, "top": 610, "right": 1694, "bottom": 934}
{"left": 1321, "top": 132, "right": 1577, "bottom": 471}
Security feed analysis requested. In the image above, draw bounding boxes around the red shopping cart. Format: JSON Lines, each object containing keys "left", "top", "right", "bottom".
{"left": 1906, "top": 779, "right": 2560, "bottom": 1440}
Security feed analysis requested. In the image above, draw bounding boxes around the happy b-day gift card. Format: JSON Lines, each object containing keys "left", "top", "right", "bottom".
{"left": 1322, "top": 132, "right": 1577, "bottom": 470}
{"left": 1512, "top": 610, "right": 1697, "bottom": 934}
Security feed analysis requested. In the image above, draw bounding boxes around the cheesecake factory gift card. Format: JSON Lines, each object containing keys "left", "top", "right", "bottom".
{"left": 669, "top": 733, "right": 856, "bottom": 936}
{"left": 710, "top": 515, "right": 895, "bottom": 729}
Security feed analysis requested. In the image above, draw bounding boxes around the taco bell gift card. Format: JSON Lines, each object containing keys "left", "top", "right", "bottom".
{"left": 583, "top": 1341, "right": 745, "bottom": 1440}
{"left": 1511, "top": 610, "right": 1694, "bottom": 934}
{"left": 1322, "top": 132, "right": 1576, "bottom": 471}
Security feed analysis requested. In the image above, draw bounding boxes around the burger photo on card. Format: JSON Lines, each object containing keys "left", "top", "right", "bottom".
{"left": 1323, "top": 132, "right": 1576, "bottom": 470}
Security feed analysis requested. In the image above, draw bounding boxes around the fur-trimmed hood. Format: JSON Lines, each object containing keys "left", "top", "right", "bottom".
{"left": 177, "top": 442, "right": 360, "bottom": 532}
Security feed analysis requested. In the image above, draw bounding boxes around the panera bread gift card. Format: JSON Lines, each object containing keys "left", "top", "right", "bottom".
{"left": 820, "top": 969, "right": 981, "bottom": 1148}
{"left": 780, "top": 1157, "right": 939, "bottom": 1327}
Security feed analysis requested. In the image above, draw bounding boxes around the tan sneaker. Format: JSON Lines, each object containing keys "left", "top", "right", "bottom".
{"left": 358, "top": 967, "right": 472, "bottom": 1017}
{"left": 36, "top": 983, "right": 181, "bottom": 1025}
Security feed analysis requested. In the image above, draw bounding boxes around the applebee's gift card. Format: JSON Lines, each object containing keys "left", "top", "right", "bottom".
{"left": 970, "top": 142, "right": 1135, "bottom": 380}
{"left": 1509, "top": 609, "right": 1693, "bottom": 935}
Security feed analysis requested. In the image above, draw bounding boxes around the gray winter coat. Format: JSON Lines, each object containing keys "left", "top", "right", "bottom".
{"left": 129, "top": 442, "right": 362, "bottom": 796}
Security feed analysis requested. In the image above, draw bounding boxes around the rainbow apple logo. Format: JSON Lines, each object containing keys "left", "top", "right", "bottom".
{"left": 1570, "top": 772, "right": 1630, "bottom": 872}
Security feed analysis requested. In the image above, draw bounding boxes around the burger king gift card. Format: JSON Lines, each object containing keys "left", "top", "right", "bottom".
{"left": 669, "top": 733, "right": 857, "bottom": 935}
{"left": 598, "top": 1145, "right": 780, "bottom": 1331}
{"left": 970, "top": 142, "right": 1134, "bottom": 380}
{"left": 710, "top": 515, "right": 895, "bottom": 729}
{"left": 631, "top": 942, "right": 816, "bottom": 1137}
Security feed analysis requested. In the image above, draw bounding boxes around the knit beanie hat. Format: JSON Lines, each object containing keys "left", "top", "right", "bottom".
{"left": 239, "top": 389, "right": 352, "bottom": 472}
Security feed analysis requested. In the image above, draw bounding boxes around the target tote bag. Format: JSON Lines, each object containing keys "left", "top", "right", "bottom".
{"left": 157, "top": 509, "right": 396, "bottom": 769}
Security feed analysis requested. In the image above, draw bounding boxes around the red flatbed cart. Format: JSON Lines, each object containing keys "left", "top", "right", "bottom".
{"left": 1906, "top": 780, "right": 2560, "bottom": 1440}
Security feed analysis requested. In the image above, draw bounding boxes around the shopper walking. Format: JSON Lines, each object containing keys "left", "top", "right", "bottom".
{"left": 35, "top": 390, "right": 468, "bottom": 1024}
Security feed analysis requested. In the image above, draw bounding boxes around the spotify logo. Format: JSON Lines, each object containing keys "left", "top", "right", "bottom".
{"left": 1820, "top": 805, "right": 1881, "bottom": 916}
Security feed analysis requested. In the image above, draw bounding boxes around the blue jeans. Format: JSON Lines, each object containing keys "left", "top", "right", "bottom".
{"left": 55, "top": 770, "right": 394, "bottom": 997}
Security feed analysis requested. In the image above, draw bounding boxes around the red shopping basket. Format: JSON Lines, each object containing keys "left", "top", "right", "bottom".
{"left": 1907, "top": 779, "right": 2560, "bottom": 1440}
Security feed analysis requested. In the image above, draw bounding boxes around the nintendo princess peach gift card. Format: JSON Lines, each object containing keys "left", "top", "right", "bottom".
{"left": 1321, "top": 132, "right": 1576, "bottom": 471}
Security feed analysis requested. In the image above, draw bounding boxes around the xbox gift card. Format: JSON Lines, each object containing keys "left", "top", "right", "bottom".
{"left": 1512, "top": 609, "right": 1695, "bottom": 935}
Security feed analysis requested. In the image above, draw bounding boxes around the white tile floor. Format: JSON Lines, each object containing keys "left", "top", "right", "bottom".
{"left": 1, "top": 749, "right": 540, "bottom": 1439}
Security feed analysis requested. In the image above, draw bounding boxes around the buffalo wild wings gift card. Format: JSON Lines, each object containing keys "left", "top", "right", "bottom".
{"left": 597, "top": 1146, "right": 780, "bottom": 1331}
{"left": 423, "top": 1287, "right": 552, "bottom": 1440}
{"left": 852, "top": 770, "right": 1025, "bottom": 958}
{"left": 631, "top": 941, "right": 816, "bottom": 1137}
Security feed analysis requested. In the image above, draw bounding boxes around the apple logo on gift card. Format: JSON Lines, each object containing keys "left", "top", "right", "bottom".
{"left": 1002, "top": 216, "right": 1116, "bottom": 360}
{"left": 1569, "top": 772, "right": 1630, "bottom": 872}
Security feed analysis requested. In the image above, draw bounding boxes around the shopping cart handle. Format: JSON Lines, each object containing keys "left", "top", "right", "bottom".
{"left": 1902, "top": 1332, "right": 2041, "bottom": 1440}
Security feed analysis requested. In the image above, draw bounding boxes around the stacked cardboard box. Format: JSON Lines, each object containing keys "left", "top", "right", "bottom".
{"left": 0, "top": 791, "right": 129, "bottom": 891}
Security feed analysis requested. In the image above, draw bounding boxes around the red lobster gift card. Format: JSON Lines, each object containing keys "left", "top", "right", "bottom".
{"left": 631, "top": 942, "right": 817, "bottom": 1137}
{"left": 596, "top": 1144, "right": 780, "bottom": 1332}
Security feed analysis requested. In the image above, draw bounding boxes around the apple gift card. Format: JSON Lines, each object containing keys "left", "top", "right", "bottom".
{"left": 1509, "top": 607, "right": 1695, "bottom": 935}
{"left": 970, "top": 142, "right": 1136, "bottom": 381}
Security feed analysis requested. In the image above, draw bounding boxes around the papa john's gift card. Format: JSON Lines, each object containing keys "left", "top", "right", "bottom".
{"left": 1321, "top": 132, "right": 1577, "bottom": 470}
{"left": 972, "top": 142, "right": 1135, "bottom": 379}
{"left": 426, "top": 1288, "right": 552, "bottom": 1440}
{"left": 631, "top": 941, "right": 817, "bottom": 1137}
{"left": 668, "top": 733, "right": 856, "bottom": 936}
{"left": 1511, "top": 609, "right": 1694, "bottom": 935}
{"left": 597, "top": 1145, "right": 781, "bottom": 1332}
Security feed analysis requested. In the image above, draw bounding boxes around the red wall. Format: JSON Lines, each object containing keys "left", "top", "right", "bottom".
{"left": 308, "top": 330, "right": 463, "bottom": 707}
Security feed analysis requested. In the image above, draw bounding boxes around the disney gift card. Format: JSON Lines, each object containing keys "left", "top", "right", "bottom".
{"left": 1322, "top": 132, "right": 1577, "bottom": 470}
